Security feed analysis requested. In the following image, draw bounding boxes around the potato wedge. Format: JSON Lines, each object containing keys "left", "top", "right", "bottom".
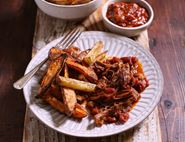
{"left": 47, "top": 0, "right": 91, "bottom": 5}
{"left": 43, "top": 92, "right": 87, "bottom": 118}
{"left": 95, "top": 50, "right": 108, "bottom": 62}
{"left": 62, "top": 88, "right": 77, "bottom": 116}
{"left": 63, "top": 46, "right": 80, "bottom": 58}
{"left": 83, "top": 41, "right": 104, "bottom": 65}
{"left": 66, "top": 58, "right": 98, "bottom": 82}
{"left": 49, "top": 47, "right": 65, "bottom": 60}
{"left": 57, "top": 76, "right": 96, "bottom": 92}
{"left": 50, "top": 83, "right": 63, "bottom": 101}
{"left": 38, "top": 54, "right": 67, "bottom": 96}
{"left": 72, "top": 103, "right": 88, "bottom": 119}
{"left": 47, "top": 0, "right": 69, "bottom": 5}
{"left": 64, "top": 64, "right": 69, "bottom": 78}
{"left": 62, "top": 65, "right": 77, "bottom": 116}
{"left": 43, "top": 93, "right": 65, "bottom": 113}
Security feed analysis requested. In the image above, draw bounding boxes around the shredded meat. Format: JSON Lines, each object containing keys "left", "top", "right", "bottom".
{"left": 84, "top": 56, "right": 149, "bottom": 126}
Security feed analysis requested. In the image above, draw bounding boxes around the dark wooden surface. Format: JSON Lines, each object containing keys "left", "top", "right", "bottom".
{"left": 0, "top": 0, "right": 37, "bottom": 142}
{"left": 148, "top": 0, "right": 185, "bottom": 142}
{"left": 0, "top": 0, "right": 184, "bottom": 142}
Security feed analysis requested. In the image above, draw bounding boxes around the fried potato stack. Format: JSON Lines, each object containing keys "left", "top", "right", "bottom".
{"left": 47, "top": 0, "right": 92, "bottom": 5}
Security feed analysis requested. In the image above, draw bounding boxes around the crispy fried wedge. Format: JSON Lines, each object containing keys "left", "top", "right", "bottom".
{"left": 83, "top": 41, "right": 104, "bottom": 65}
{"left": 56, "top": 76, "right": 96, "bottom": 92}
{"left": 66, "top": 58, "right": 98, "bottom": 82}
{"left": 38, "top": 54, "right": 67, "bottom": 96}
{"left": 47, "top": 0, "right": 70, "bottom": 5}
{"left": 95, "top": 50, "right": 108, "bottom": 62}
{"left": 49, "top": 82, "right": 64, "bottom": 102}
{"left": 43, "top": 87, "right": 87, "bottom": 118}
{"left": 43, "top": 91, "right": 87, "bottom": 119}
{"left": 62, "top": 65, "right": 77, "bottom": 116}
{"left": 72, "top": 103, "right": 88, "bottom": 118}
{"left": 63, "top": 46, "right": 80, "bottom": 58}
{"left": 47, "top": 0, "right": 91, "bottom": 5}
{"left": 49, "top": 47, "right": 65, "bottom": 60}
{"left": 43, "top": 92, "right": 65, "bottom": 113}
{"left": 62, "top": 88, "right": 77, "bottom": 116}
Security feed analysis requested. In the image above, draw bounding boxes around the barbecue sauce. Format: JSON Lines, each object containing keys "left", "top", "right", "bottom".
{"left": 107, "top": 2, "right": 149, "bottom": 27}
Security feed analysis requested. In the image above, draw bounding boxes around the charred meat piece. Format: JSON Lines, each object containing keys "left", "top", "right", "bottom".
{"left": 96, "top": 76, "right": 110, "bottom": 90}
{"left": 93, "top": 105, "right": 129, "bottom": 126}
{"left": 112, "top": 88, "right": 131, "bottom": 100}
{"left": 110, "top": 63, "right": 131, "bottom": 88}
{"left": 118, "top": 88, "right": 141, "bottom": 107}
{"left": 121, "top": 56, "right": 138, "bottom": 65}
{"left": 93, "top": 61, "right": 107, "bottom": 78}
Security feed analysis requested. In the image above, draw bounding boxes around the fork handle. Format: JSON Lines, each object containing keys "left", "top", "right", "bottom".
{"left": 13, "top": 58, "right": 48, "bottom": 90}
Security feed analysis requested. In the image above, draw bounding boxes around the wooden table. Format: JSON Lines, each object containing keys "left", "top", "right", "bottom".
{"left": 0, "top": 0, "right": 185, "bottom": 142}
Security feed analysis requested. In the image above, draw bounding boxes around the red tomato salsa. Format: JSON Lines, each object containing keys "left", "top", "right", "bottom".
{"left": 106, "top": 2, "right": 149, "bottom": 27}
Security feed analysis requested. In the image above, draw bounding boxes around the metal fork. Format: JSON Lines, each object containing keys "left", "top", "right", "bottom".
{"left": 13, "top": 25, "right": 85, "bottom": 90}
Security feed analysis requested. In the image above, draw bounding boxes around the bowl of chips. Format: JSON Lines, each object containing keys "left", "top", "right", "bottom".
{"left": 35, "top": 0, "right": 102, "bottom": 20}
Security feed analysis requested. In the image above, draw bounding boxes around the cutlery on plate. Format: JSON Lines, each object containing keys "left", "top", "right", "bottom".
{"left": 13, "top": 25, "right": 85, "bottom": 90}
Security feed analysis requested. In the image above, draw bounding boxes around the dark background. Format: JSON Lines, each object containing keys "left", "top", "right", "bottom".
{"left": 0, "top": 0, "right": 185, "bottom": 142}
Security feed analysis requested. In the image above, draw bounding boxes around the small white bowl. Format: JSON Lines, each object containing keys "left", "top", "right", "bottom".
{"left": 34, "top": 0, "right": 102, "bottom": 20}
{"left": 102, "top": 0, "right": 154, "bottom": 37}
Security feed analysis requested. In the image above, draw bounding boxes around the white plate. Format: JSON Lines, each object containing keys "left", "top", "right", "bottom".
{"left": 23, "top": 31, "right": 163, "bottom": 137}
